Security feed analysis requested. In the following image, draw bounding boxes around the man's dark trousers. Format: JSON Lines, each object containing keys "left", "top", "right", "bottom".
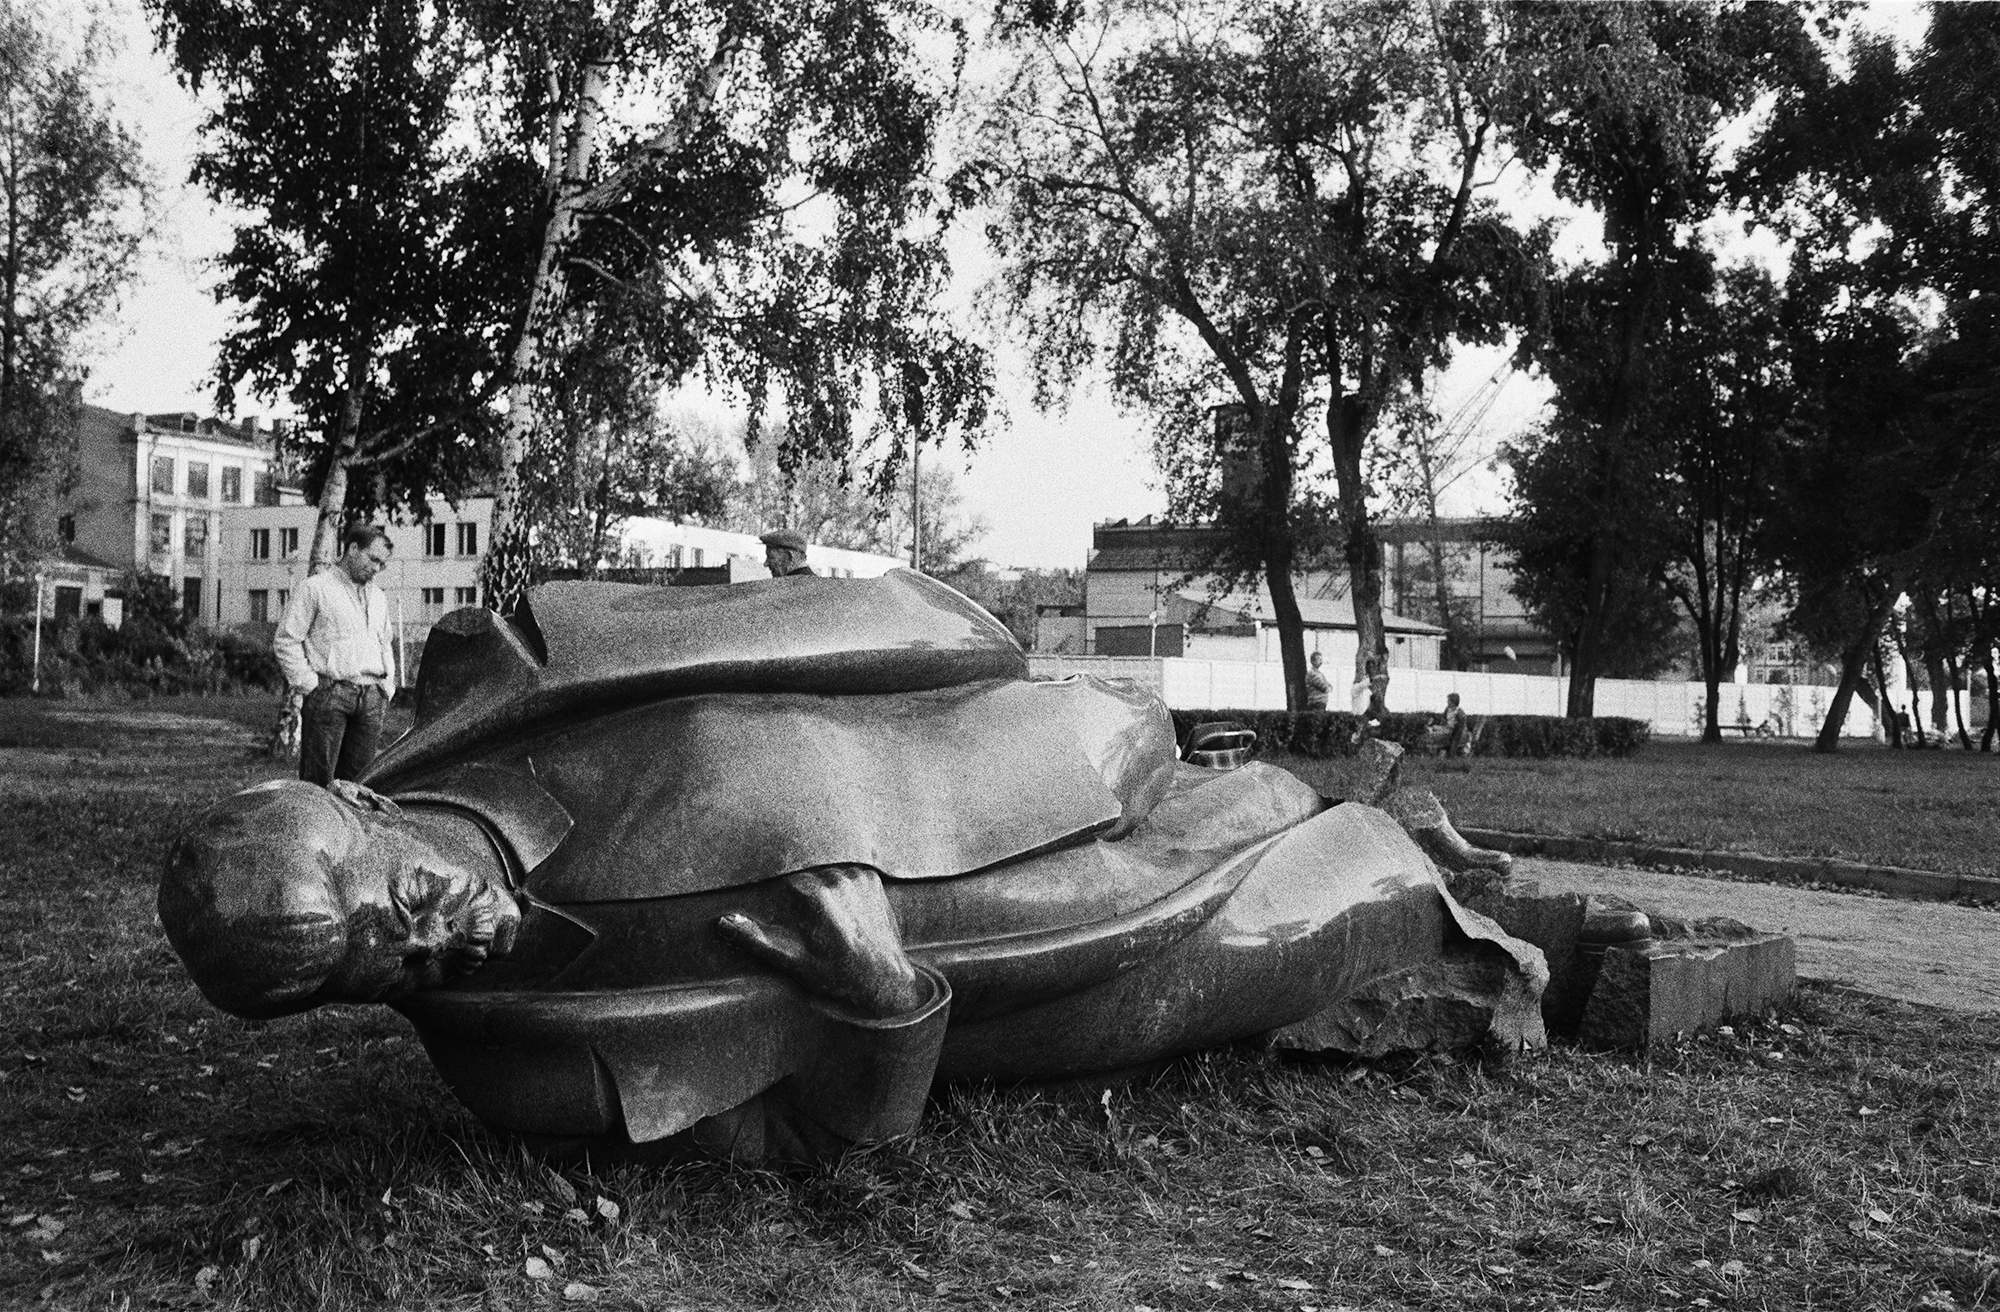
{"left": 299, "top": 681, "right": 387, "bottom": 785}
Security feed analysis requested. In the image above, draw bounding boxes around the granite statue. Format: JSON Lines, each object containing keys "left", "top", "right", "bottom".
{"left": 160, "top": 571, "right": 1544, "bottom": 1163}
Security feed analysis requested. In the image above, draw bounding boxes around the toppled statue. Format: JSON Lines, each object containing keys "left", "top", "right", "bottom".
{"left": 160, "top": 571, "right": 1543, "bottom": 1163}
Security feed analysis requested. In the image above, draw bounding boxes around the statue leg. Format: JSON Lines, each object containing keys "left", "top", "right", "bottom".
{"left": 1358, "top": 740, "right": 1511, "bottom": 877}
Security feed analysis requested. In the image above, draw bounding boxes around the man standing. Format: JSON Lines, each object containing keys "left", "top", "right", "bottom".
{"left": 274, "top": 524, "right": 398, "bottom": 786}
{"left": 760, "top": 528, "right": 816, "bottom": 578}
{"left": 1304, "top": 650, "right": 1332, "bottom": 711}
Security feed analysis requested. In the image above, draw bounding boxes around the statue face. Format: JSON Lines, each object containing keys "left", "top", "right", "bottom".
{"left": 314, "top": 799, "right": 521, "bottom": 1003}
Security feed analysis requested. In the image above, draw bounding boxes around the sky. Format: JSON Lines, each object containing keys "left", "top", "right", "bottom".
{"left": 84, "top": 0, "right": 1932, "bottom": 571}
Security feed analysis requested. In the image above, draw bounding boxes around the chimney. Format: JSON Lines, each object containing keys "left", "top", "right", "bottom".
{"left": 131, "top": 413, "right": 147, "bottom": 435}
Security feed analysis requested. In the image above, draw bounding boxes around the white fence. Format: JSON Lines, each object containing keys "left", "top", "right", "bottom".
{"left": 1024, "top": 655, "right": 1917, "bottom": 739}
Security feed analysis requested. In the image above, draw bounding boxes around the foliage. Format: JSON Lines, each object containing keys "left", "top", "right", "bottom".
{"left": 523, "top": 406, "right": 741, "bottom": 571}
{"left": 0, "top": 607, "right": 283, "bottom": 700}
{"left": 1506, "top": 1, "right": 1821, "bottom": 717}
{"left": 0, "top": 1, "right": 149, "bottom": 578}
{"left": 929, "top": 564, "right": 1080, "bottom": 650}
{"left": 149, "top": 0, "right": 509, "bottom": 570}
{"left": 1164, "top": 707, "right": 1648, "bottom": 761}
{"left": 472, "top": 0, "right": 994, "bottom": 610}
{"left": 977, "top": 0, "right": 1552, "bottom": 708}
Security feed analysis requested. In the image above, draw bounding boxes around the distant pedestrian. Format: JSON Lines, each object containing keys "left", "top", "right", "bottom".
{"left": 274, "top": 524, "right": 398, "bottom": 787}
{"left": 1441, "top": 692, "right": 1470, "bottom": 757}
{"left": 759, "top": 528, "right": 816, "bottom": 578}
{"left": 1305, "top": 650, "right": 1331, "bottom": 711}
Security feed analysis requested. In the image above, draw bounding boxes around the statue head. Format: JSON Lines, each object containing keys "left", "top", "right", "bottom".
{"left": 160, "top": 780, "right": 519, "bottom": 1019}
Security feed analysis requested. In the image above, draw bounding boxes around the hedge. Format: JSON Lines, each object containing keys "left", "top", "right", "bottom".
{"left": 1168, "top": 708, "right": 1650, "bottom": 760}
{"left": 0, "top": 573, "right": 284, "bottom": 698}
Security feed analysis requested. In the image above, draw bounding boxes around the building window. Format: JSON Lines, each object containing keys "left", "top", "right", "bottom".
{"left": 421, "top": 586, "right": 445, "bottom": 608}
{"left": 276, "top": 588, "right": 289, "bottom": 611}
{"left": 182, "top": 576, "right": 202, "bottom": 619}
{"left": 666, "top": 544, "right": 684, "bottom": 569}
{"left": 186, "top": 462, "right": 210, "bottom": 499}
{"left": 249, "top": 527, "right": 271, "bottom": 560}
{"left": 279, "top": 527, "right": 300, "bottom": 558}
{"left": 149, "top": 513, "right": 172, "bottom": 556}
{"left": 57, "top": 514, "right": 74, "bottom": 543}
{"left": 184, "top": 516, "right": 208, "bottom": 559}
{"left": 424, "top": 523, "right": 447, "bottom": 557}
{"left": 151, "top": 456, "right": 175, "bottom": 495}
{"left": 254, "top": 470, "right": 277, "bottom": 506}
{"left": 248, "top": 590, "right": 269, "bottom": 623}
{"left": 220, "top": 466, "right": 242, "bottom": 503}
{"left": 455, "top": 586, "right": 477, "bottom": 605}
{"left": 691, "top": 547, "right": 705, "bottom": 567}
{"left": 456, "top": 522, "right": 478, "bottom": 556}
{"left": 179, "top": 415, "right": 196, "bottom": 434}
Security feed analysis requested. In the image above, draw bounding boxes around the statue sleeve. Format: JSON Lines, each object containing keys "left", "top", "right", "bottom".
{"left": 683, "top": 964, "right": 952, "bottom": 1162}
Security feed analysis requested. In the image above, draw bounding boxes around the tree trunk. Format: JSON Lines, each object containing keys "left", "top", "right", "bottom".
{"left": 1814, "top": 595, "right": 1893, "bottom": 753}
{"left": 1703, "top": 676, "right": 1722, "bottom": 745}
{"left": 1328, "top": 396, "right": 1388, "bottom": 714}
{"left": 483, "top": 59, "right": 609, "bottom": 614}
{"left": 1983, "top": 649, "right": 1998, "bottom": 752}
{"left": 1869, "top": 639, "right": 1902, "bottom": 749}
{"left": 308, "top": 345, "right": 372, "bottom": 576}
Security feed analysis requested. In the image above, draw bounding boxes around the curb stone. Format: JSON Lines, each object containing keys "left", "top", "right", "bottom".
{"left": 1460, "top": 828, "right": 2000, "bottom": 907}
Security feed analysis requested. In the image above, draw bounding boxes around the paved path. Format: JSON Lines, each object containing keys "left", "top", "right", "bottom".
{"left": 1518, "top": 857, "right": 2000, "bottom": 1015}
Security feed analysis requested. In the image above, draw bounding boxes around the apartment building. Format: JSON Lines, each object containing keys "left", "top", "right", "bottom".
{"left": 52, "top": 404, "right": 296, "bottom": 622}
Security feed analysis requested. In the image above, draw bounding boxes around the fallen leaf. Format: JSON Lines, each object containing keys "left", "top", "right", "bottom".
{"left": 264, "top": 1179, "right": 293, "bottom": 1198}
{"left": 1581, "top": 1278, "right": 1613, "bottom": 1292}
{"left": 1718, "top": 1260, "right": 1747, "bottom": 1278}
{"left": 40, "top": 1249, "right": 66, "bottom": 1265}
{"left": 1589, "top": 1215, "right": 1617, "bottom": 1227}
{"left": 1847, "top": 1219, "right": 1869, "bottom": 1234}
{"left": 88, "top": 1170, "right": 118, "bottom": 1184}
{"left": 1857, "top": 1106, "right": 1880, "bottom": 1117}
{"left": 1486, "top": 1265, "right": 1514, "bottom": 1276}
{"left": 547, "top": 1174, "right": 578, "bottom": 1206}
{"left": 1732, "top": 1208, "right": 1763, "bottom": 1225}
{"left": 1869, "top": 1208, "right": 1893, "bottom": 1225}
{"left": 593, "top": 1197, "right": 621, "bottom": 1223}
{"left": 562, "top": 1282, "right": 598, "bottom": 1303}
{"left": 564, "top": 1208, "right": 589, "bottom": 1224}
{"left": 1760, "top": 1117, "right": 1786, "bottom": 1126}
{"left": 140, "top": 1174, "right": 161, "bottom": 1185}
{"left": 193, "top": 1265, "right": 221, "bottom": 1294}
{"left": 519, "top": 1201, "right": 545, "bottom": 1217}
{"left": 1229, "top": 1270, "right": 1261, "bottom": 1282}
{"left": 381, "top": 1232, "right": 406, "bottom": 1251}
{"left": 7, "top": 1213, "right": 33, "bottom": 1228}
{"left": 1303, "top": 1145, "right": 1326, "bottom": 1160}
{"left": 24, "top": 1218, "right": 65, "bottom": 1244}
{"left": 946, "top": 1200, "right": 976, "bottom": 1221}
{"left": 523, "top": 1257, "right": 553, "bottom": 1281}
{"left": 1779, "top": 1023, "right": 1801, "bottom": 1035}
{"left": 541, "top": 1243, "right": 565, "bottom": 1271}
{"left": 1273, "top": 1277, "right": 1313, "bottom": 1290}
{"left": 1372, "top": 1245, "right": 1395, "bottom": 1257}
{"left": 242, "top": 1235, "right": 262, "bottom": 1263}
{"left": 64, "top": 1088, "right": 84, "bottom": 1103}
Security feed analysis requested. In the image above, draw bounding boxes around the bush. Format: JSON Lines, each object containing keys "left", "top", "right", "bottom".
{"left": 0, "top": 572, "right": 287, "bottom": 698}
{"left": 1168, "top": 707, "right": 1649, "bottom": 760}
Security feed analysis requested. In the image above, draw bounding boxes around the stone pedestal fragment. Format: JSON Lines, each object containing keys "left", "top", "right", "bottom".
{"left": 1577, "top": 919, "right": 1796, "bottom": 1049}
{"left": 1455, "top": 879, "right": 1591, "bottom": 1036}
{"left": 1267, "top": 943, "right": 1548, "bottom": 1063}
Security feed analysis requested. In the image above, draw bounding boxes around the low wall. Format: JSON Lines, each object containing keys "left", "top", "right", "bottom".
{"left": 1023, "top": 655, "right": 1912, "bottom": 739}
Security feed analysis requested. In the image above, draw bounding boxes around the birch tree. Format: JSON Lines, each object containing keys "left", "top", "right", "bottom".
{"left": 473, "top": 0, "right": 991, "bottom": 611}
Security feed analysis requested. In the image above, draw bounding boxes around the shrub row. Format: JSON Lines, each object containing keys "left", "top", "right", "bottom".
{"left": 0, "top": 574, "right": 284, "bottom": 698}
{"left": 1168, "top": 708, "right": 1650, "bottom": 759}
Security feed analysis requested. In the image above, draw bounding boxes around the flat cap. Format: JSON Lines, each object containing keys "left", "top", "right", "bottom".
{"left": 759, "top": 528, "right": 808, "bottom": 552}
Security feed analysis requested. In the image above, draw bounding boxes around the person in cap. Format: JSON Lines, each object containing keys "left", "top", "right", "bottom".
{"left": 759, "top": 528, "right": 815, "bottom": 578}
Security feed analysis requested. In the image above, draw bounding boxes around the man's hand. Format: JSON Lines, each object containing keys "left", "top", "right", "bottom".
{"left": 327, "top": 778, "right": 403, "bottom": 819}
{"left": 715, "top": 866, "right": 925, "bottom": 1019}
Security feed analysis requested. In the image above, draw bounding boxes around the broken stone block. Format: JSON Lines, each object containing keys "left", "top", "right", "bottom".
{"left": 1577, "top": 924, "right": 1795, "bottom": 1049}
{"left": 1456, "top": 880, "right": 1591, "bottom": 1037}
{"left": 1267, "top": 943, "right": 1548, "bottom": 1063}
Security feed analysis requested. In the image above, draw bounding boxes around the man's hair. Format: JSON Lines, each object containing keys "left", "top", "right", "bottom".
{"left": 344, "top": 522, "right": 393, "bottom": 553}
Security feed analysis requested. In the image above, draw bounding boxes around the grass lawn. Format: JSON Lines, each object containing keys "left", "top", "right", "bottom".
{"left": 1269, "top": 738, "right": 2000, "bottom": 880}
{"left": 3, "top": 696, "right": 1998, "bottom": 1310}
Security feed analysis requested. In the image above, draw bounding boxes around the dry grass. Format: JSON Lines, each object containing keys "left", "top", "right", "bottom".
{"left": 3, "top": 696, "right": 1997, "bottom": 1310}
{"left": 1272, "top": 738, "right": 2000, "bottom": 879}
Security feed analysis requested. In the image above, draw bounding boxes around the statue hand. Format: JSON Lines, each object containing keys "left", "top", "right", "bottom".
{"left": 716, "top": 866, "right": 924, "bottom": 1019}
{"left": 327, "top": 778, "right": 403, "bottom": 819}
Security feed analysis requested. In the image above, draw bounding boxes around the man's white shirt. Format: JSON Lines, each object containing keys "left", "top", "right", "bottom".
{"left": 273, "top": 569, "right": 398, "bottom": 696}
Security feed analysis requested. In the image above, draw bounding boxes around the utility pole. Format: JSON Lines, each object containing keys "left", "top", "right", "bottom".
{"left": 31, "top": 573, "right": 46, "bottom": 693}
